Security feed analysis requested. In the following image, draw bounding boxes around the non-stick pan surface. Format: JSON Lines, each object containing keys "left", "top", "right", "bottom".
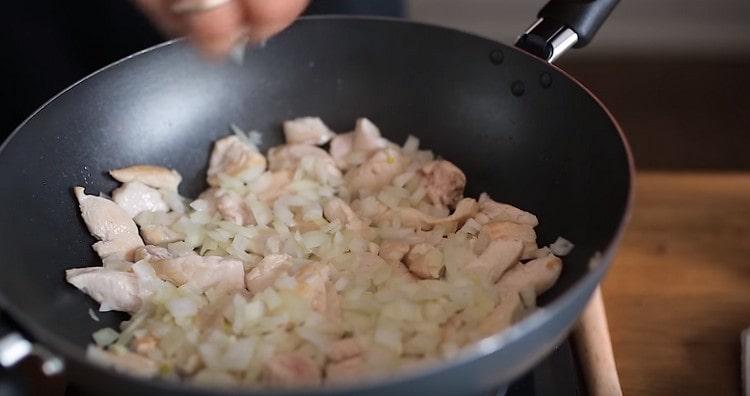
{"left": 0, "top": 17, "right": 631, "bottom": 396}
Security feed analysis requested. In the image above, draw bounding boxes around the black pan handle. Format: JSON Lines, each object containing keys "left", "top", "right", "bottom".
{"left": 516, "top": 0, "right": 619, "bottom": 63}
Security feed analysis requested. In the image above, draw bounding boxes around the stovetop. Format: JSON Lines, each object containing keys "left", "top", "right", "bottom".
{"left": 0, "top": 339, "right": 584, "bottom": 396}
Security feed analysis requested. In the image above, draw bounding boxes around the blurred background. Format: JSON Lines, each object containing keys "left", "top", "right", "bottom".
{"left": 410, "top": 0, "right": 750, "bottom": 170}
{"left": 3, "top": 0, "right": 749, "bottom": 169}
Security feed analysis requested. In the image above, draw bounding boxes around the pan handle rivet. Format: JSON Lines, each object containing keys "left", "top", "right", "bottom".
{"left": 539, "top": 72, "right": 552, "bottom": 88}
{"left": 489, "top": 50, "right": 504, "bottom": 65}
{"left": 511, "top": 80, "right": 526, "bottom": 96}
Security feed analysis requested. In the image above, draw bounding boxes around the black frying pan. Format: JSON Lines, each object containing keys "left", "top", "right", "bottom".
{"left": 0, "top": 2, "right": 631, "bottom": 395}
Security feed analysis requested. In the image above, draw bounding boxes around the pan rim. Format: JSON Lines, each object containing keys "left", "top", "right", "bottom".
{"left": 0, "top": 15, "right": 634, "bottom": 394}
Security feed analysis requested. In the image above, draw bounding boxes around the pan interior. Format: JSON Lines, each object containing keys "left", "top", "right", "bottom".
{"left": 0, "top": 18, "right": 629, "bottom": 361}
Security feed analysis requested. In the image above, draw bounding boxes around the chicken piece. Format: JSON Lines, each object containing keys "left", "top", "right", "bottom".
{"left": 66, "top": 267, "right": 141, "bottom": 312}
{"left": 111, "top": 181, "right": 169, "bottom": 218}
{"left": 268, "top": 144, "right": 335, "bottom": 172}
{"left": 207, "top": 135, "right": 266, "bottom": 186}
{"left": 441, "top": 315, "right": 466, "bottom": 345}
{"left": 87, "top": 345, "right": 159, "bottom": 377}
{"left": 267, "top": 144, "right": 342, "bottom": 186}
{"left": 151, "top": 255, "right": 245, "bottom": 293}
{"left": 216, "top": 190, "right": 254, "bottom": 226}
{"left": 140, "top": 225, "right": 183, "bottom": 245}
{"left": 465, "top": 240, "right": 523, "bottom": 283}
{"left": 74, "top": 187, "right": 144, "bottom": 261}
{"left": 197, "top": 188, "right": 254, "bottom": 225}
{"left": 323, "top": 198, "right": 365, "bottom": 231}
{"left": 251, "top": 170, "right": 292, "bottom": 202}
{"left": 476, "top": 193, "right": 538, "bottom": 226}
{"left": 481, "top": 221, "right": 538, "bottom": 257}
{"left": 479, "top": 255, "right": 562, "bottom": 339}
{"left": 109, "top": 165, "right": 182, "bottom": 191}
{"left": 132, "top": 334, "right": 158, "bottom": 356}
{"left": 350, "top": 197, "right": 389, "bottom": 220}
{"left": 378, "top": 240, "right": 410, "bottom": 262}
{"left": 405, "top": 243, "right": 444, "bottom": 279}
{"left": 245, "top": 254, "right": 292, "bottom": 294}
{"left": 419, "top": 160, "right": 466, "bottom": 207}
{"left": 262, "top": 352, "right": 322, "bottom": 387}
{"left": 133, "top": 245, "right": 174, "bottom": 262}
{"left": 329, "top": 132, "right": 354, "bottom": 169}
{"left": 294, "top": 262, "right": 331, "bottom": 313}
{"left": 392, "top": 261, "right": 418, "bottom": 283}
{"left": 391, "top": 198, "right": 478, "bottom": 229}
{"left": 325, "top": 337, "right": 361, "bottom": 362}
{"left": 495, "top": 254, "right": 563, "bottom": 295}
{"left": 473, "top": 293, "right": 524, "bottom": 340}
{"left": 325, "top": 356, "right": 365, "bottom": 384}
{"left": 345, "top": 148, "right": 403, "bottom": 196}
{"left": 283, "top": 117, "right": 335, "bottom": 145}
{"left": 352, "top": 118, "right": 388, "bottom": 153}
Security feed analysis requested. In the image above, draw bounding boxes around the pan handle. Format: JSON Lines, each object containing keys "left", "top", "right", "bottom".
{"left": 516, "top": 0, "right": 619, "bottom": 62}
{"left": 0, "top": 312, "right": 65, "bottom": 376}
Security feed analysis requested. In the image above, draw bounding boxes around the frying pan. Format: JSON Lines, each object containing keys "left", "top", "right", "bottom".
{"left": 0, "top": 1, "right": 631, "bottom": 395}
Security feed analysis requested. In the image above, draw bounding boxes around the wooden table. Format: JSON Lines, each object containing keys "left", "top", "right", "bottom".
{"left": 602, "top": 172, "right": 750, "bottom": 395}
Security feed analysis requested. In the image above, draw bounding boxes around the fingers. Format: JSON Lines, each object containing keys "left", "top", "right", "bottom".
{"left": 133, "top": 0, "right": 310, "bottom": 58}
{"left": 181, "top": 0, "right": 247, "bottom": 57}
{"left": 134, "top": 0, "right": 185, "bottom": 36}
{"left": 241, "top": 0, "right": 310, "bottom": 42}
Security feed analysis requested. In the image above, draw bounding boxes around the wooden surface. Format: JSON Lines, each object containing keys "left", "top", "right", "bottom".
{"left": 602, "top": 172, "right": 750, "bottom": 395}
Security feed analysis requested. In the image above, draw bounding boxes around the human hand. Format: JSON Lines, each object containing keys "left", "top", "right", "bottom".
{"left": 135, "top": 0, "right": 310, "bottom": 57}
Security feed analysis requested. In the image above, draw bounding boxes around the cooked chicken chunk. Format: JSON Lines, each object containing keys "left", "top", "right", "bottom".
{"left": 477, "top": 193, "right": 538, "bottom": 226}
{"left": 465, "top": 240, "right": 523, "bottom": 283}
{"left": 481, "top": 221, "right": 538, "bottom": 257}
{"left": 473, "top": 293, "right": 524, "bottom": 340}
{"left": 132, "top": 334, "right": 159, "bottom": 356}
{"left": 133, "top": 245, "right": 174, "bottom": 262}
{"left": 112, "top": 181, "right": 169, "bottom": 218}
{"left": 328, "top": 117, "right": 389, "bottom": 170}
{"left": 329, "top": 132, "right": 354, "bottom": 168}
{"left": 151, "top": 255, "right": 245, "bottom": 293}
{"left": 352, "top": 118, "right": 388, "bottom": 153}
{"left": 325, "top": 337, "right": 361, "bottom": 362}
{"left": 378, "top": 240, "right": 410, "bottom": 262}
{"left": 420, "top": 160, "right": 466, "bottom": 207}
{"left": 495, "top": 254, "right": 563, "bottom": 295}
{"left": 390, "top": 197, "right": 478, "bottom": 229}
{"left": 441, "top": 315, "right": 466, "bottom": 345}
{"left": 283, "top": 117, "right": 335, "bottom": 145}
{"left": 294, "top": 262, "right": 331, "bottom": 313}
{"left": 250, "top": 170, "right": 292, "bottom": 203}
{"left": 217, "top": 190, "right": 254, "bottom": 226}
{"left": 207, "top": 135, "right": 267, "bottom": 186}
{"left": 325, "top": 356, "right": 365, "bottom": 384}
{"left": 262, "top": 352, "right": 322, "bottom": 387}
{"left": 140, "top": 225, "right": 183, "bottom": 245}
{"left": 109, "top": 165, "right": 182, "bottom": 191}
{"left": 405, "top": 243, "right": 444, "bottom": 279}
{"left": 268, "top": 144, "right": 334, "bottom": 172}
{"left": 267, "top": 144, "right": 342, "bottom": 185}
{"left": 323, "top": 198, "right": 365, "bottom": 231}
{"left": 197, "top": 188, "right": 254, "bottom": 225}
{"left": 345, "top": 148, "right": 403, "bottom": 196}
{"left": 74, "top": 187, "right": 144, "bottom": 261}
{"left": 475, "top": 255, "right": 562, "bottom": 339}
{"left": 66, "top": 267, "right": 141, "bottom": 312}
{"left": 245, "top": 254, "right": 292, "bottom": 294}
